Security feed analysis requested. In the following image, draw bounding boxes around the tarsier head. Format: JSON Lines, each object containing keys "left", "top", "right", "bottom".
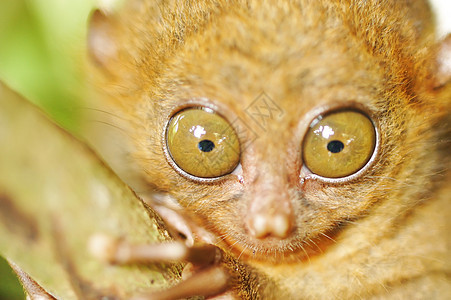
{"left": 88, "top": 0, "right": 450, "bottom": 265}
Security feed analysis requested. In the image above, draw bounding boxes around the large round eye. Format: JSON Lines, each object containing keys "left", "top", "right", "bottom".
{"left": 303, "top": 110, "right": 376, "bottom": 178}
{"left": 166, "top": 107, "right": 240, "bottom": 178}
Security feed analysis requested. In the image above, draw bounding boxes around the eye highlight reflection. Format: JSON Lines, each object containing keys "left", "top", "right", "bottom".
{"left": 303, "top": 110, "right": 376, "bottom": 178}
{"left": 166, "top": 107, "right": 240, "bottom": 179}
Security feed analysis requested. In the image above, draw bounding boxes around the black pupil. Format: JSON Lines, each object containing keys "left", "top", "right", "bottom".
{"left": 198, "top": 139, "right": 215, "bottom": 152}
{"left": 327, "top": 140, "right": 345, "bottom": 153}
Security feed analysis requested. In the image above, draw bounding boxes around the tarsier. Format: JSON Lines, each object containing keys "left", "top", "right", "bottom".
{"left": 19, "top": 0, "right": 451, "bottom": 299}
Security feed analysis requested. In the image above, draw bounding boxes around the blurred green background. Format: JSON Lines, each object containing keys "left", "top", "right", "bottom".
{"left": 0, "top": 0, "right": 95, "bottom": 133}
{"left": 0, "top": 0, "right": 95, "bottom": 298}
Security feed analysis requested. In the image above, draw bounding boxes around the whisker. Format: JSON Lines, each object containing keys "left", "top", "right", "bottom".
{"left": 299, "top": 244, "right": 311, "bottom": 264}
{"left": 307, "top": 238, "right": 322, "bottom": 253}
{"left": 87, "top": 120, "right": 128, "bottom": 134}
{"left": 76, "top": 106, "right": 128, "bottom": 121}
{"left": 320, "top": 232, "right": 337, "bottom": 243}
{"left": 237, "top": 245, "right": 248, "bottom": 260}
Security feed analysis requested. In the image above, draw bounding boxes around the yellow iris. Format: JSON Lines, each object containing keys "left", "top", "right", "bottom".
{"left": 303, "top": 110, "right": 376, "bottom": 178}
{"left": 166, "top": 108, "right": 240, "bottom": 178}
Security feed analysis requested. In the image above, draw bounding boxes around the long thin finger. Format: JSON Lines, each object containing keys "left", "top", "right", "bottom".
{"left": 89, "top": 234, "right": 220, "bottom": 265}
{"left": 131, "top": 266, "right": 230, "bottom": 300}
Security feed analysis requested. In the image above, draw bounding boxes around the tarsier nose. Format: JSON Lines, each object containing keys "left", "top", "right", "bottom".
{"left": 249, "top": 213, "right": 292, "bottom": 239}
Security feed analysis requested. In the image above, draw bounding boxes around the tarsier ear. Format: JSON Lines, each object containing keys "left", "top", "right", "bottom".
{"left": 87, "top": 9, "right": 118, "bottom": 70}
{"left": 429, "top": 34, "right": 451, "bottom": 91}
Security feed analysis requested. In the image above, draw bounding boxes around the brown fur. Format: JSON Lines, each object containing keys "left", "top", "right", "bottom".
{"left": 87, "top": 0, "right": 451, "bottom": 298}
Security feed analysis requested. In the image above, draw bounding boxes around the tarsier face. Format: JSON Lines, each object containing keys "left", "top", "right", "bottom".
{"left": 90, "top": 0, "right": 446, "bottom": 265}
{"left": 162, "top": 101, "right": 379, "bottom": 262}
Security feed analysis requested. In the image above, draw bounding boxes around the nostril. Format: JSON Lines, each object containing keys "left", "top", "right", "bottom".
{"left": 248, "top": 214, "right": 292, "bottom": 239}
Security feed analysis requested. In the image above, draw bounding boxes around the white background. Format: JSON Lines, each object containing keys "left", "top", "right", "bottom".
{"left": 430, "top": 0, "right": 451, "bottom": 37}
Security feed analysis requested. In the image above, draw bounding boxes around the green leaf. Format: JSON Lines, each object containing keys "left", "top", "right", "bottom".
{"left": 0, "top": 82, "right": 181, "bottom": 299}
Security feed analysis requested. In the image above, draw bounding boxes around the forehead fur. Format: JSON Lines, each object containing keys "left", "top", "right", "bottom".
{"left": 104, "top": 0, "right": 435, "bottom": 112}
{"left": 121, "top": 0, "right": 433, "bottom": 59}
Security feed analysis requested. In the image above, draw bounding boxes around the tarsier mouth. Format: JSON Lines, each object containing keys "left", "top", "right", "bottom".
{"left": 215, "top": 220, "right": 342, "bottom": 263}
